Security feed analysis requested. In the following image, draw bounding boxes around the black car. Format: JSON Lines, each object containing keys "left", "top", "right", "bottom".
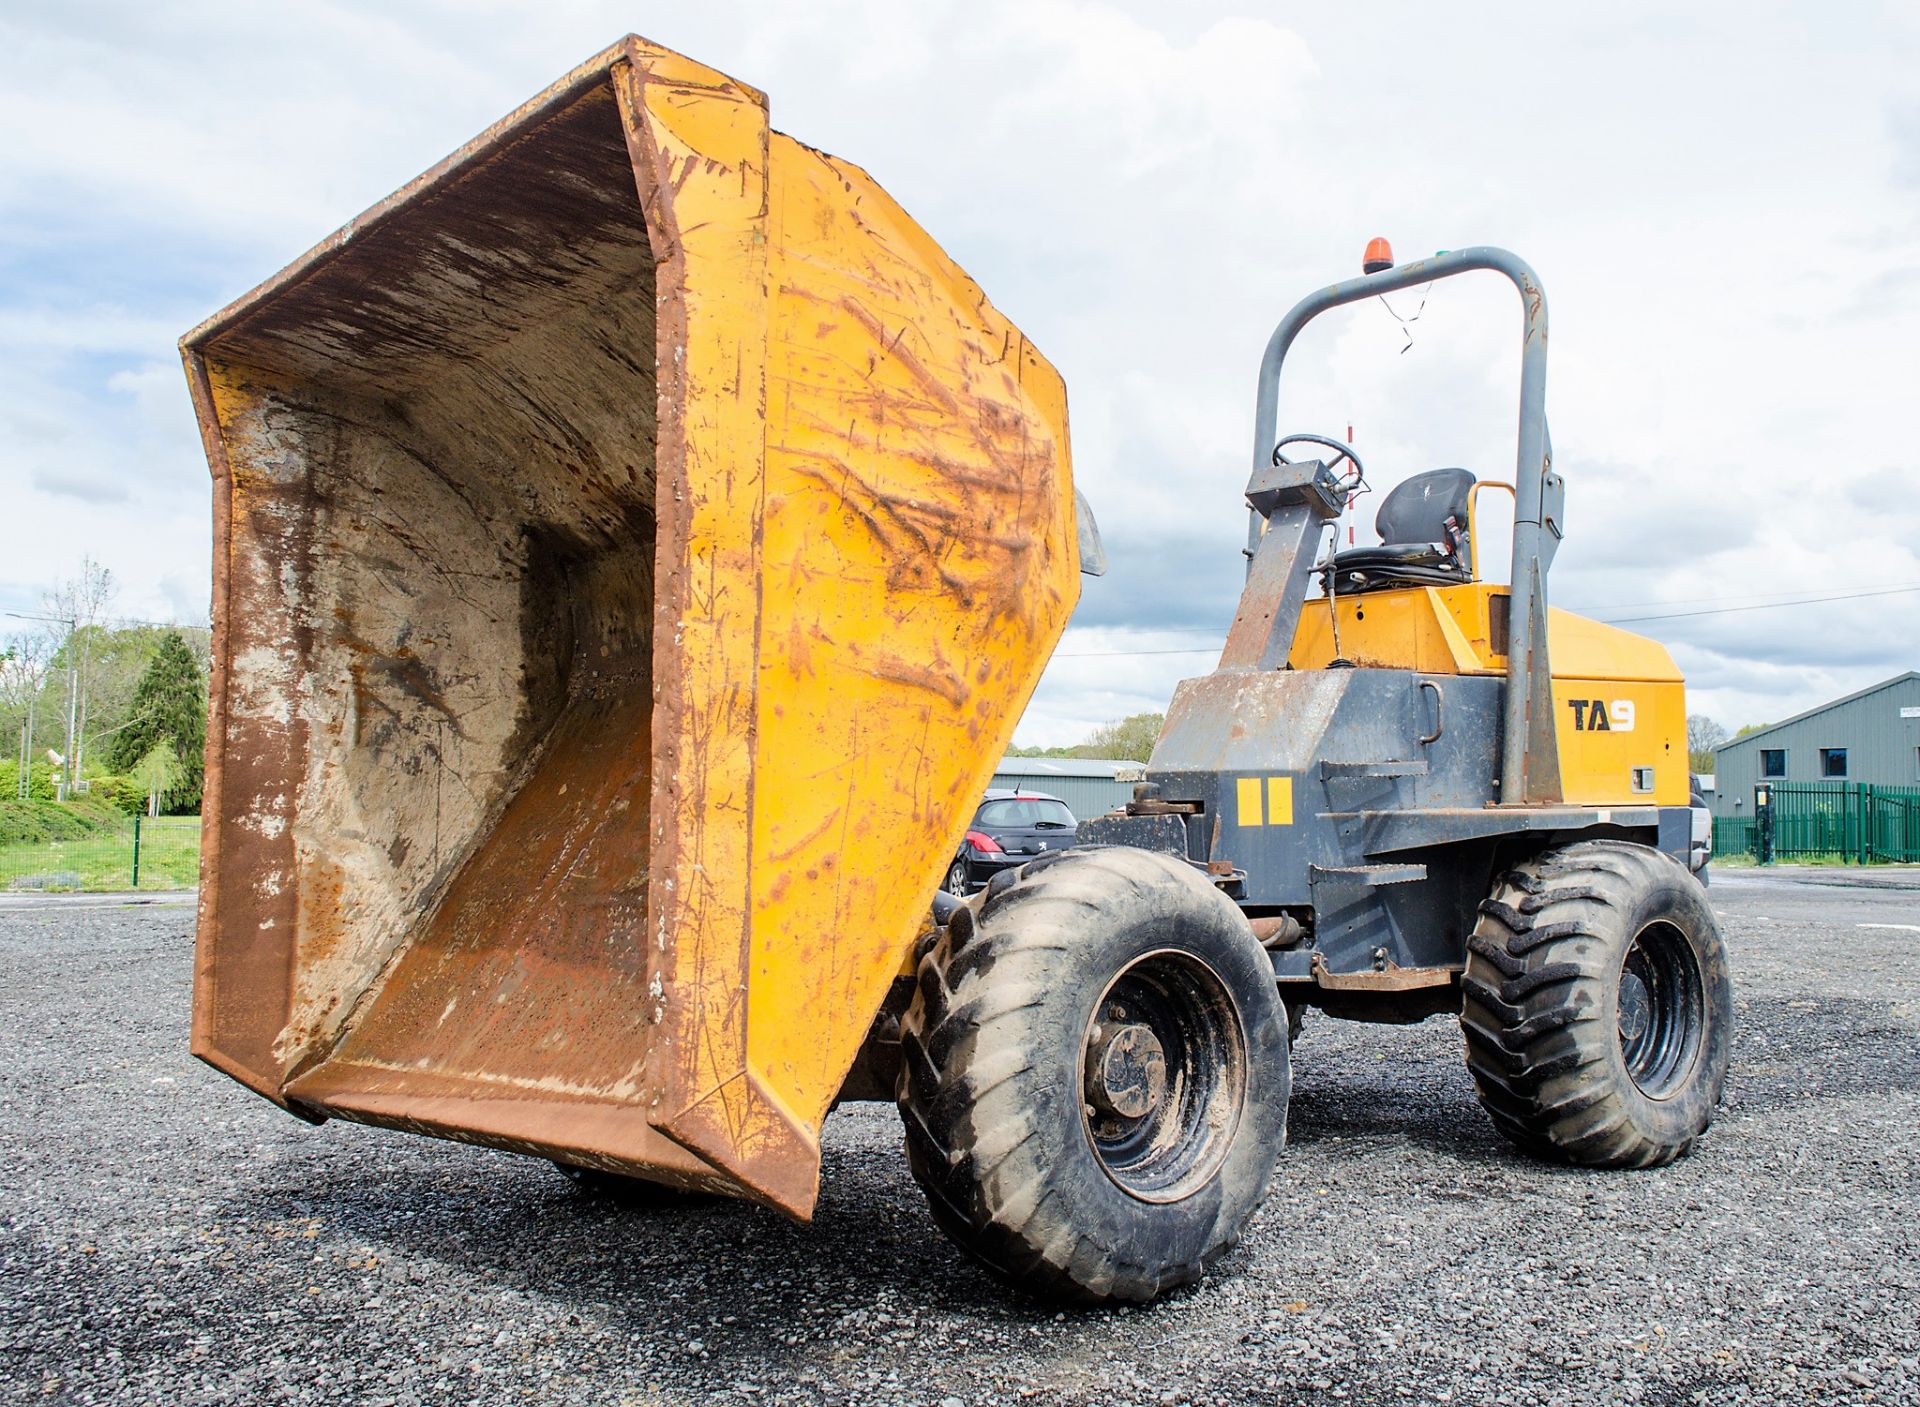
{"left": 945, "top": 790, "right": 1078, "bottom": 895}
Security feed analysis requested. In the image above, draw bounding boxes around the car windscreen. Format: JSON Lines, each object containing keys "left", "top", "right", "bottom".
{"left": 977, "top": 798, "right": 1076, "bottom": 828}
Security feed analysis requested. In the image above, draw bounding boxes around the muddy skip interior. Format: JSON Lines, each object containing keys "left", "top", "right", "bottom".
{"left": 196, "top": 83, "right": 669, "bottom": 1106}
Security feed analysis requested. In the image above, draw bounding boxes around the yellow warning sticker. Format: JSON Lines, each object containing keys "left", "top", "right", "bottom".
{"left": 1237, "top": 776, "right": 1292, "bottom": 826}
{"left": 1236, "top": 776, "right": 1263, "bottom": 827}
{"left": 1267, "top": 776, "right": 1294, "bottom": 826}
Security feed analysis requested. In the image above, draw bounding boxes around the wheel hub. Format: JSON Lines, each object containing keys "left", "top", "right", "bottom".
{"left": 1617, "top": 969, "right": 1651, "bottom": 1043}
{"left": 1617, "top": 921, "right": 1706, "bottom": 1097}
{"left": 1077, "top": 950, "right": 1247, "bottom": 1203}
{"left": 1085, "top": 1021, "right": 1167, "bottom": 1120}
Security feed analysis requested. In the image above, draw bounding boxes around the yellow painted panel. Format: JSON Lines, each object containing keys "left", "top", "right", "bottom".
{"left": 743, "top": 136, "right": 1078, "bottom": 1136}
{"left": 1284, "top": 580, "right": 1692, "bottom": 809}
{"left": 1551, "top": 676, "right": 1690, "bottom": 805}
{"left": 1287, "top": 584, "right": 1685, "bottom": 686}
{"left": 1237, "top": 777, "right": 1264, "bottom": 826}
{"left": 1267, "top": 776, "right": 1294, "bottom": 826}
{"left": 1547, "top": 609, "right": 1684, "bottom": 684}
{"left": 609, "top": 47, "right": 802, "bottom": 1200}
{"left": 1289, "top": 586, "right": 1494, "bottom": 675}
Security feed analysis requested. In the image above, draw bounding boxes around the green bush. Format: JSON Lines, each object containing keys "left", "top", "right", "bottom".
{"left": 0, "top": 799, "right": 111, "bottom": 846}
{"left": 0, "top": 759, "right": 57, "bottom": 802}
{"left": 63, "top": 798, "right": 127, "bottom": 830}
{"left": 90, "top": 774, "right": 148, "bottom": 817}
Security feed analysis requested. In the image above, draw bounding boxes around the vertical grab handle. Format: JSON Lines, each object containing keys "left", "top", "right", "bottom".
{"left": 1418, "top": 679, "right": 1445, "bottom": 746}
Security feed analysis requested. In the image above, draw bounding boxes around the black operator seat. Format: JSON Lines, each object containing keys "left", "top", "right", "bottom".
{"left": 1322, "top": 467, "right": 1477, "bottom": 594}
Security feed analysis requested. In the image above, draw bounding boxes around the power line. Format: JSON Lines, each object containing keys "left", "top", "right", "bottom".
{"left": 1053, "top": 583, "right": 1920, "bottom": 659}
{"left": 1566, "top": 579, "right": 1912, "bottom": 610}
{"left": 1599, "top": 582, "right": 1920, "bottom": 625}
{"left": 1570, "top": 580, "right": 1920, "bottom": 614}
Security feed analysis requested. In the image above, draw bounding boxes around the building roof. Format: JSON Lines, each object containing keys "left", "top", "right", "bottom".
{"left": 994, "top": 755, "right": 1144, "bottom": 778}
{"left": 1714, "top": 671, "right": 1920, "bottom": 753}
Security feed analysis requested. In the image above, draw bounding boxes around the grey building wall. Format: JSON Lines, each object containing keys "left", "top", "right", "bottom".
{"left": 1711, "top": 672, "right": 1920, "bottom": 819}
{"left": 988, "top": 757, "right": 1144, "bottom": 821}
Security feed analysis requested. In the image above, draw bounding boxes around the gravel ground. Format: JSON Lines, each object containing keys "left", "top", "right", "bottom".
{"left": 3, "top": 870, "right": 1917, "bottom": 1406}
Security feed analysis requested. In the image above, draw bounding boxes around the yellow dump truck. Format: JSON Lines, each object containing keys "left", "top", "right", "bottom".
{"left": 185, "top": 36, "right": 1729, "bottom": 1305}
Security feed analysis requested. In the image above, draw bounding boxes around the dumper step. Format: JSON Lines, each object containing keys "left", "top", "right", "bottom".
{"left": 1319, "top": 759, "right": 1430, "bottom": 780}
{"left": 1308, "top": 862, "right": 1429, "bottom": 886}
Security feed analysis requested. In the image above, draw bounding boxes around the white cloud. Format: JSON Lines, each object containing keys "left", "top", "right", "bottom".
{"left": 2, "top": 1, "right": 1917, "bottom": 742}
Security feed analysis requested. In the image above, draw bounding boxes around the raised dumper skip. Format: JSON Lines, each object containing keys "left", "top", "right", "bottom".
{"left": 182, "top": 36, "right": 1731, "bottom": 1305}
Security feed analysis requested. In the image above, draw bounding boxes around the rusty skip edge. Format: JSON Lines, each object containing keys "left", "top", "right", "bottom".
{"left": 179, "top": 39, "right": 782, "bottom": 1189}
{"left": 180, "top": 35, "right": 754, "bottom": 357}
{"left": 180, "top": 36, "right": 670, "bottom": 1115}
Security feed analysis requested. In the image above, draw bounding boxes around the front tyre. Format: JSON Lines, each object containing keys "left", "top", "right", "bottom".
{"left": 897, "top": 847, "right": 1289, "bottom": 1303}
{"left": 1461, "top": 839, "right": 1732, "bottom": 1167}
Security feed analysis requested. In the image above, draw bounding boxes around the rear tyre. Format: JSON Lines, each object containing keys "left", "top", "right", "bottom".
{"left": 944, "top": 857, "right": 970, "bottom": 897}
{"left": 897, "top": 846, "right": 1289, "bottom": 1303}
{"left": 1461, "top": 839, "right": 1732, "bottom": 1167}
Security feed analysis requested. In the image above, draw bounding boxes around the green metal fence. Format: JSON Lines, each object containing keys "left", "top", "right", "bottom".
{"left": 0, "top": 816, "right": 201, "bottom": 893}
{"left": 1716, "top": 783, "right": 1920, "bottom": 864}
{"left": 1713, "top": 815, "right": 1756, "bottom": 859}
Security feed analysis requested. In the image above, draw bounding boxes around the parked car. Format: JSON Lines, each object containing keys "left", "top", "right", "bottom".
{"left": 1689, "top": 773, "right": 1712, "bottom": 879}
{"left": 945, "top": 790, "right": 1078, "bottom": 895}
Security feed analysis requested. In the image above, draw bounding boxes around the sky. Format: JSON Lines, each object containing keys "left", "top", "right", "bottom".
{"left": 3, "top": 1, "right": 1917, "bottom": 747}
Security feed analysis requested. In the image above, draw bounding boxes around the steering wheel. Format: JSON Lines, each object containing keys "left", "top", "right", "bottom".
{"left": 1272, "top": 432, "right": 1365, "bottom": 490}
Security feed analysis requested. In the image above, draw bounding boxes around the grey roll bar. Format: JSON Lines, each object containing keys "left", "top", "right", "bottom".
{"left": 1250, "top": 246, "right": 1563, "bottom": 805}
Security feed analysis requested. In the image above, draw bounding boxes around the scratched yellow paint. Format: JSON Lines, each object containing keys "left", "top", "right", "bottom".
{"left": 744, "top": 135, "right": 1077, "bottom": 1132}
{"left": 605, "top": 40, "right": 1077, "bottom": 1211}
{"left": 610, "top": 47, "right": 791, "bottom": 1193}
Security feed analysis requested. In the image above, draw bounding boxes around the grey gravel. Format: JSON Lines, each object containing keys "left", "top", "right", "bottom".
{"left": 3, "top": 869, "right": 1917, "bottom": 1405}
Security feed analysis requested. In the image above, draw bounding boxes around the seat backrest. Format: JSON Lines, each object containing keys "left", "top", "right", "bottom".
{"left": 1374, "top": 467, "right": 1476, "bottom": 547}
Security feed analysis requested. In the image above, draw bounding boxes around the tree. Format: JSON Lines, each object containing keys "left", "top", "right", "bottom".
{"left": 42, "top": 557, "right": 117, "bottom": 791}
{"left": 1686, "top": 714, "right": 1728, "bottom": 775}
{"left": 0, "top": 634, "right": 52, "bottom": 801}
{"left": 61, "top": 623, "right": 214, "bottom": 772}
{"left": 1076, "top": 711, "right": 1165, "bottom": 763}
{"left": 106, "top": 631, "right": 207, "bottom": 813}
{"left": 130, "top": 741, "right": 185, "bottom": 818}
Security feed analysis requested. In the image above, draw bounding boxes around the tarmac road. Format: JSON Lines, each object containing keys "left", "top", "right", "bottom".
{"left": 3, "top": 868, "right": 1917, "bottom": 1406}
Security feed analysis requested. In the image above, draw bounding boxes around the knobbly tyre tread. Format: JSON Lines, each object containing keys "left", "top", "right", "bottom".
{"left": 1460, "top": 839, "right": 1732, "bottom": 1168}
{"left": 896, "top": 846, "right": 1289, "bottom": 1304}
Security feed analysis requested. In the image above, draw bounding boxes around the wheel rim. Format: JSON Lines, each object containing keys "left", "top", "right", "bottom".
{"left": 1079, "top": 949, "right": 1247, "bottom": 1203}
{"left": 946, "top": 860, "right": 968, "bottom": 895}
{"left": 1617, "top": 920, "right": 1704, "bottom": 1098}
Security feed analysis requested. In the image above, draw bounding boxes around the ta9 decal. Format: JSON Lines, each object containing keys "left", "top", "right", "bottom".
{"left": 1567, "top": 698, "right": 1636, "bottom": 732}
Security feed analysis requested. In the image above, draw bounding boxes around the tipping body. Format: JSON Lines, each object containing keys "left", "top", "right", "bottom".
{"left": 182, "top": 36, "right": 1081, "bottom": 1217}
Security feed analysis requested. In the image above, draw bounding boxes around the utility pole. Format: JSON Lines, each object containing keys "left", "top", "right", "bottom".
{"left": 6, "top": 651, "right": 36, "bottom": 801}
{"left": 72, "top": 624, "right": 90, "bottom": 787}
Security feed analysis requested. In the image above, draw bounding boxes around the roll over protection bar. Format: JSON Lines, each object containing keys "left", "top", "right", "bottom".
{"left": 1248, "top": 246, "right": 1563, "bottom": 805}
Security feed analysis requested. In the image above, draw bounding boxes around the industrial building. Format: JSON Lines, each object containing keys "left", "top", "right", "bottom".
{"left": 988, "top": 756, "right": 1144, "bottom": 820}
{"left": 1711, "top": 671, "right": 1920, "bottom": 819}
